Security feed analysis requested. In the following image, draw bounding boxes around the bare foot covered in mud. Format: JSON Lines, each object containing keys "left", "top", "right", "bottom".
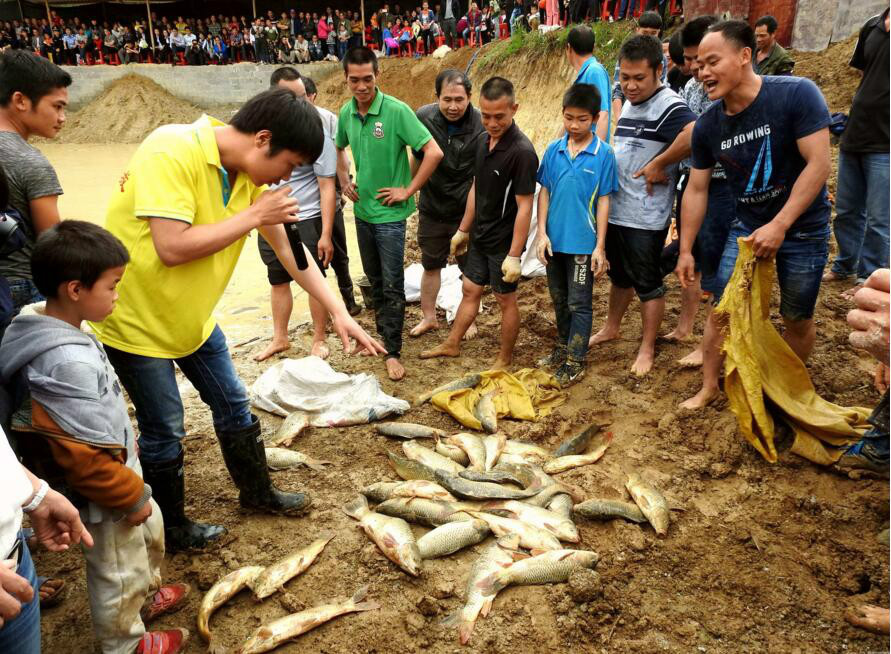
{"left": 386, "top": 357, "right": 405, "bottom": 381}
{"left": 841, "top": 284, "right": 864, "bottom": 300}
{"left": 677, "top": 346, "right": 703, "bottom": 368}
{"left": 845, "top": 604, "right": 890, "bottom": 635}
{"left": 661, "top": 328, "right": 693, "bottom": 343}
{"left": 589, "top": 327, "right": 619, "bottom": 347}
{"left": 311, "top": 340, "right": 330, "bottom": 360}
{"left": 822, "top": 270, "right": 850, "bottom": 283}
{"left": 490, "top": 355, "right": 511, "bottom": 371}
{"left": 254, "top": 339, "right": 290, "bottom": 362}
{"left": 463, "top": 322, "right": 478, "bottom": 341}
{"left": 420, "top": 341, "right": 461, "bottom": 359}
{"left": 679, "top": 386, "right": 720, "bottom": 410}
{"left": 631, "top": 347, "right": 655, "bottom": 377}
{"left": 410, "top": 318, "right": 439, "bottom": 337}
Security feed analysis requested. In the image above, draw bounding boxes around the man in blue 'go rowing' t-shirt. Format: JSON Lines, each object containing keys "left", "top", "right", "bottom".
{"left": 675, "top": 19, "right": 832, "bottom": 410}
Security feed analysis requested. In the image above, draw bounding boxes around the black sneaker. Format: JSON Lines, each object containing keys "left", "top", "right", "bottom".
{"left": 555, "top": 360, "right": 585, "bottom": 387}
{"left": 537, "top": 346, "right": 568, "bottom": 369}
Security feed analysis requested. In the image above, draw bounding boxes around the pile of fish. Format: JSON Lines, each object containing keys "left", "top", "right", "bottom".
{"left": 197, "top": 536, "right": 379, "bottom": 653}
{"left": 263, "top": 410, "right": 331, "bottom": 472}
{"left": 343, "top": 423, "right": 671, "bottom": 644}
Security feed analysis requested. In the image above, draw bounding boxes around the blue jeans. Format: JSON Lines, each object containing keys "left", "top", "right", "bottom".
{"left": 510, "top": 7, "right": 523, "bottom": 34}
{"left": 337, "top": 40, "right": 347, "bottom": 59}
{"left": 105, "top": 325, "right": 252, "bottom": 463}
{"left": 618, "top": 0, "right": 636, "bottom": 18}
{"left": 0, "top": 533, "right": 40, "bottom": 654}
{"left": 8, "top": 278, "right": 44, "bottom": 313}
{"left": 546, "top": 253, "right": 594, "bottom": 362}
{"left": 355, "top": 219, "right": 406, "bottom": 358}
{"left": 715, "top": 222, "right": 829, "bottom": 321}
{"left": 831, "top": 150, "right": 890, "bottom": 282}
{"left": 699, "top": 178, "right": 736, "bottom": 295}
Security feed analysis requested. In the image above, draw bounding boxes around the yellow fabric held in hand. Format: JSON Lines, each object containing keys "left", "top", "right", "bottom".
{"left": 431, "top": 369, "right": 566, "bottom": 431}
{"left": 717, "top": 239, "right": 870, "bottom": 465}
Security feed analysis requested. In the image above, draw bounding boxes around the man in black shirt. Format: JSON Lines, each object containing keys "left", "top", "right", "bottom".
{"left": 824, "top": 9, "right": 889, "bottom": 297}
{"left": 411, "top": 69, "right": 484, "bottom": 338}
{"left": 421, "top": 77, "right": 538, "bottom": 369}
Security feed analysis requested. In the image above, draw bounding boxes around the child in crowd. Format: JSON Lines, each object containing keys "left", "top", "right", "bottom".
{"left": 0, "top": 221, "right": 190, "bottom": 654}
{"left": 536, "top": 84, "right": 617, "bottom": 386}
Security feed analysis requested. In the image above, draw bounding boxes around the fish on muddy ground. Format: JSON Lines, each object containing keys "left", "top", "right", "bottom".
{"left": 477, "top": 549, "right": 599, "bottom": 597}
{"left": 265, "top": 411, "right": 309, "bottom": 447}
{"left": 441, "top": 535, "right": 525, "bottom": 644}
{"left": 435, "top": 438, "right": 471, "bottom": 466}
{"left": 502, "top": 440, "right": 553, "bottom": 463}
{"left": 543, "top": 432, "right": 613, "bottom": 474}
{"left": 573, "top": 498, "right": 647, "bottom": 523}
{"left": 446, "top": 433, "right": 487, "bottom": 471}
{"left": 483, "top": 432, "right": 506, "bottom": 470}
{"left": 361, "top": 481, "right": 400, "bottom": 503}
{"left": 361, "top": 480, "right": 456, "bottom": 503}
{"left": 553, "top": 423, "right": 604, "bottom": 458}
{"left": 402, "top": 441, "right": 466, "bottom": 474}
{"left": 375, "top": 422, "right": 446, "bottom": 440}
{"left": 387, "top": 452, "right": 437, "bottom": 482}
{"left": 459, "top": 468, "right": 525, "bottom": 488}
{"left": 492, "top": 461, "right": 545, "bottom": 491}
{"left": 625, "top": 473, "right": 670, "bottom": 536}
{"left": 264, "top": 447, "right": 331, "bottom": 472}
{"left": 465, "top": 511, "right": 562, "bottom": 552}
{"left": 249, "top": 536, "right": 334, "bottom": 600}
{"left": 435, "top": 470, "right": 539, "bottom": 501}
{"left": 473, "top": 391, "right": 498, "bottom": 434}
{"left": 417, "top": 519, "right": 491, "bottom": 559}
{"left": 234, "top": 586, "right": 379, "bottom": 654}
{"left": 416, "top": 373, "right": 483, "bottom": 405}
{"left": 482, "top": 500, "right": 579, "bottom": 543}
{"left": 197, "top": 565, "right": 264, "bottom": 643}
{"left": 547, "top": 493, "right": 574, "bottom": 520}
{"left": 375, "top": 497, "right": 472, "bottom": 527}
{"left": 342, "top": 495, "right": 423, "bottom": 576}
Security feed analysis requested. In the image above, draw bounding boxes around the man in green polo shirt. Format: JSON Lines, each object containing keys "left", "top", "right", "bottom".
{"left": 336, "top": 46, "right": 443, "bottom": 381}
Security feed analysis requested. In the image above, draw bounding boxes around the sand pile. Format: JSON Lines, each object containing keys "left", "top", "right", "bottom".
{"left": 792, "top": 36, "right": 860, "bottom": 112}
{"left": 58, "top": 74, "right": 204, "bottom": 144}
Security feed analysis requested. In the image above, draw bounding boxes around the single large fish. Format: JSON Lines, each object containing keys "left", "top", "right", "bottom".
{"left": 477, "top": 549, "right": 599, "bottom": 597}
{"left": 376, "top": 422, "right": 446, "bottom": 440}
{"left": 361, "top": 480, "right": 456, "bottom": 503}
{"left": 435, "top": 470, "right": 539, "bottom": 501}
{"left": 626, "top": 473, "right": 670, "bottom": 536}
{"left": 197, "top": 565, "right": 265, "bottom": 644}
{"left": 491, "top": 461, "right": 544, "bottom": 491}
{"left": 387, "top": 452, "right": 437, "bottom": 482}
{"left": 446, "top": 433, "right": 487, "bottom": 471}
{"left": 234, "top": 586, "right": 379, "bottom": 654}
{"left": 459, "top": 468, "right": 526, "bottom": 488}
{"left": 465, "top": 511, "right": 562, "bottom": 552}
{"left": 417, "top": 519, "right": 490, "bottom": 559}
{"left": 265, "top": 411, "right": 309, "bottom": 447}
{"left": 482, "top": 500, "right": 579, "bottom": 543}
{"left": 573, "top": 498, "right": 647, "bottom": 523}
{"left": 264, "top": 447, "right": 331, "bottom": 472}
{"left": 552, "top": 423, "right": 603, "bottom": 457}
{"left": 502, "top": 440, "right": 552, "bottom": 463}
{"left": 543, "top": 432, "right": 613, "bottom": 474}
{"left": 473, "top": 391, "right": 498, "bottom": 434}
{"left": 547, "top": 494, "right": 574, "bottom": 520}
{"left": 441, "top": 535, "right": 524, "bottom": 644}
{"left": 249, "top": 536, "right": 334, "bottom": 600}
{"left": 416, "top": 373, "right": 483, "bottom": 405}
{"left": 435, "top": 439, "right": 471, "bottom": 466}
{"left": 402, "top": 441, "right": 465, "bottom": 474}
{"left": 375, "top": 497, "right": 472, "bottom": 527}
{"left": 361, "top": 481, "right": 401, "bottom": 503}
{"left": 483, "top": 432, "right": 506, "bottom": 470}
{"left": 342, "top": 495, "right": 423, "bottom": 576}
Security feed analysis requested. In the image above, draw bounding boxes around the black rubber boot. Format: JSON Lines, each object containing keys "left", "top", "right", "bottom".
{"left": 217, "top": 414, "right": 312, "bottom": 515}
{"left": 141, "top": 452, "right": 227, "bottom": 551}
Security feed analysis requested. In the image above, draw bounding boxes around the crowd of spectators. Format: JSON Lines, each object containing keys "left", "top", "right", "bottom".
{"left": 0, "top": 0, "right": 678, "bottom": 65}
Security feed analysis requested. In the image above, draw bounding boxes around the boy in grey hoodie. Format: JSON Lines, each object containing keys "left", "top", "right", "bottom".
{"left": 0, "top": 221, "right": 190, "bottom": 654}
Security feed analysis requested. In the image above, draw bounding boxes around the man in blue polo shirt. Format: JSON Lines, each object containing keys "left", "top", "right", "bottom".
{"left": 676, "top": 20, "right": 832, "bottom": 409}
{"left": 535, "top": 84, "right": 618, "bottom": 386}
{"left": 565, "top": 25, "right": 612, "bottom": 142}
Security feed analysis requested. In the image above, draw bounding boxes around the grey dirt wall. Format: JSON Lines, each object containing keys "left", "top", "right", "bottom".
{"left": 62, "top": 62, "right": 341, "bottom": 110}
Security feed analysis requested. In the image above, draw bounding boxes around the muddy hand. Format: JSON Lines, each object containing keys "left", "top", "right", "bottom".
{"left": 450, "top": 230, "right": 469, "bottom": 258}
{"left": 847, "top": 268, "right": 890, "bottom": 362}
{"left": 536, "top": 235, "right": 552, "bottom": 265}
{"left": 501, "top": 256, "right": 522, "bottom": 283}
{"left": 333, "top": 312, "right": 386, "bottom": 356}
{"left": 674, "top": 251, "right": 696, "bottom": 289}
{"left": 743, "top": 221, "right": 786, "bottom": 259}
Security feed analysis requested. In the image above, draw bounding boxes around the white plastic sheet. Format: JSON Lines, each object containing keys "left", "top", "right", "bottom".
{"left": 521, "top": 185, "right": 547, "bottom": 278}
{"left": 403, "top": 263, "right": 465, "bottom": 322}
{"left": 250, "top": 356, "right": 410, "bottom": 426}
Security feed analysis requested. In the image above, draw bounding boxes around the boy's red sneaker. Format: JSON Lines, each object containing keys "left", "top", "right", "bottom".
{"left": 134, "top": 628, "right": 189, "bottom": 654}
{"left": 141, "top": 583, "right": 191, "bottom": 622}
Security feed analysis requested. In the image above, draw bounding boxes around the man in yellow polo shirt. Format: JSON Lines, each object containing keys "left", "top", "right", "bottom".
{"left": 92, "top": 88, "right": 385, "bottom": 551}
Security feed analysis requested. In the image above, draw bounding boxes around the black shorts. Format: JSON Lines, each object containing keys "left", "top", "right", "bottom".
{"left": 418, "top": 213, "right": 462, "bottom": 270}
{"left": 606, "top": 223, "right": 669, "bottom": 302}
{"left": 257, "top": 217, "right": 326, "bottom": 286}
{"left": 463, "top": 241, "right": 517, "bottom": 294}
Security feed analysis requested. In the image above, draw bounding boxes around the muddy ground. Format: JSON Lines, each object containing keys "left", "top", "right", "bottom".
{"left": 35, "top": 35, "right": 888, "bottom": 654}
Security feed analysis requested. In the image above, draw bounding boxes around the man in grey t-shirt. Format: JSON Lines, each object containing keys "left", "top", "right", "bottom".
{"left": 0, "top": 51, "right": 70, "bottom": 312}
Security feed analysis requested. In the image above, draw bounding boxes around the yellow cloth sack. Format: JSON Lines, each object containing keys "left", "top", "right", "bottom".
{"left": 718, "top": 240, "right": 870, "bottom": 464}
{"left": 431, "top": 369, "right": 566, "bottom": 431}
